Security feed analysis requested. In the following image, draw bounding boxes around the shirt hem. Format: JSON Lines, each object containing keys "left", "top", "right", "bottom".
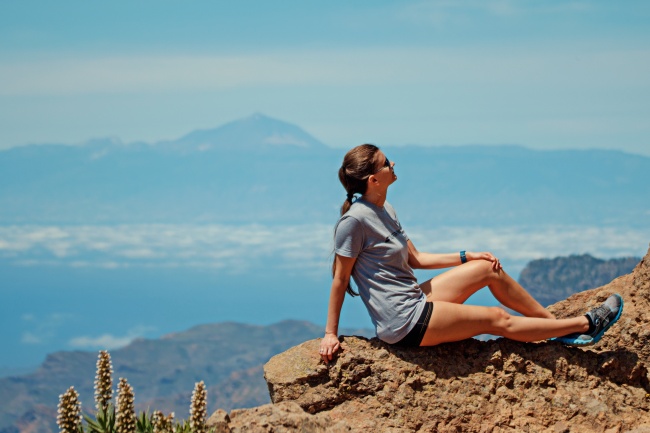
{"left": 376, "top": 296, "right": 428, "bottom": 344}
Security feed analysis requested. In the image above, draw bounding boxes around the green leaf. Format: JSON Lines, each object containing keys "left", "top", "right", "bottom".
{"left": 82, "top": 405, "right": 116, "bottom": 433}
{"left": 135, "top": 411, "right": 153, "bottom": 433}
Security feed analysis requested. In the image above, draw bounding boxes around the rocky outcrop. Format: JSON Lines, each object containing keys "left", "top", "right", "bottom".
{"left": 211, "top": 245, "right": 650, "bottom": 433}
{"left": 518, "top": 254, "right": 640, "bottom": 307}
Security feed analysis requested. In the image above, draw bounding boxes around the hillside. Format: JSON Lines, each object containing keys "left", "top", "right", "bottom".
{"left": 519, "top": 254, "right": 640, "bottom": 307}
{"left": 0, "top": 321, "right": 371, "bottom": 433}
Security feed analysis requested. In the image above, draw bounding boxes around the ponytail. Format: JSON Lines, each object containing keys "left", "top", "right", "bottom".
{"left": 340, "top": 190, "right": 354, "bottom": 216}
{"left": 332, "top": 144, "right": 381, "bottom": 297}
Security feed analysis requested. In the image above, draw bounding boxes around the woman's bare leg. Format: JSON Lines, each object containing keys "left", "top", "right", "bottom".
{"left": 420, "top": 302, "right": 588, "bottom": 346}
{"left": 419, "top": 260, "right": 553, "bottom": 319}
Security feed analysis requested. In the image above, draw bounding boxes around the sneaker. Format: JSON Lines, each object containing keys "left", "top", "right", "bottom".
{"left": 553, "top": 294, "right": 624, "bottom": 346}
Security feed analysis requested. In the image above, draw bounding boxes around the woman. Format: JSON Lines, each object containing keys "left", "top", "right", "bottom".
{"left": 319, "top": 144, "right": 623, "bottom": 362}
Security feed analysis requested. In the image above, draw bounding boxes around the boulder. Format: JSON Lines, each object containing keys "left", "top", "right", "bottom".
{"left": 212, "top": 245, "right": 650, "bottom": 433}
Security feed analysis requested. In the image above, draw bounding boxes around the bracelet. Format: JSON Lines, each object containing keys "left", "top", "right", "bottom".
{"left": 460, "top": 250, "right": 467, "bottom": 264}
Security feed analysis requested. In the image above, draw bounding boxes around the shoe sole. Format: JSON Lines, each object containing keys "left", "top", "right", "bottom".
{"left": 552, "top": 334, "right": 593, "bottom": 346}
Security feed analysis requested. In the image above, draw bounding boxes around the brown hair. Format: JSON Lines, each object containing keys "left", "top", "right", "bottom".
{"left": 334, "top": 144, "right": 381, "bottom": 296}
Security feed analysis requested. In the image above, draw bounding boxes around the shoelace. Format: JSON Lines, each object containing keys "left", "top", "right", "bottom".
{"left": 589, "top": 305, "right": 613, "bottom": 328}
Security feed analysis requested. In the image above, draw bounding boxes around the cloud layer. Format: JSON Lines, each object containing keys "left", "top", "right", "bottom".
{"left": 0, "top": 224, "right": 335, "bottom": 275}
{"left": 2, "top": 47, "right": 647, "bottom": 98}
{"left": 1, "top": 224, "right": 646, "bottom": 276}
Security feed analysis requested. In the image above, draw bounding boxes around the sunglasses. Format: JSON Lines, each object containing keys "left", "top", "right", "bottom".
{"left": 374, "top": 157, "right": 392, "bottom": 173}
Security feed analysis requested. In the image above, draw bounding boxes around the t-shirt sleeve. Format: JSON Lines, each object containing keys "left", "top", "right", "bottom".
{"left": 334, "top": 216, "right": 364, "bottom": 258}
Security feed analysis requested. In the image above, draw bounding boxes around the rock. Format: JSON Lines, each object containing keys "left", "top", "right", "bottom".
{"left": 212, "top": 244, "right": 650, "bottom": 433}
{"left": 206, "top": 409, "right": 231, "bottom": 433}
{"left": 227, "top": 401, "right": 350, "bottom": 433}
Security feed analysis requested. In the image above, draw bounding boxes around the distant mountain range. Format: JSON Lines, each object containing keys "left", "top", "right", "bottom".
{"left": 519, "top": 254, "right": 640, "bottom": 307}
{"left": 1, "top": 113, "right": 648, "bottom": 226}
{"left": 0, "top": 320, "right": 373, "bottom": 433}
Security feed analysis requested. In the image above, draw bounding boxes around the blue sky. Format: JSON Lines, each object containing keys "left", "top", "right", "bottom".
{"left": 1, "top": 0, "right": 649, "bottom": 153}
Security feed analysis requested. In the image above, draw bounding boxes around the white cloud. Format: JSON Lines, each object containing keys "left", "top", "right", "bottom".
{"left": 397, "top": 0, "right": 518, "bottom": 26}
{"left": 119, "top": 248, "right": 159, "bottom": 259}
{"left": 68, "top": 334, "right": 135, "bottom": 350}
{"left": 69, "top": 260, "right": 121, "bottom": 269}
{"left": 68, "top": 325, "right": 156, "bottom": 349}
{"left": 19, "top": 312, "right": 75, "bottom": 345}
{"left": 0, "top": 46, "right": 647, "bottom": 100}
{"left": 408, "top": 225, "right": 649, "bottom": 276}
{"left": 1, "top": 224, "right": 647, "bottom": 278}
{"left": 21, "top": 332, "right": 42, "bottom": 344}
{"left": 0, "top": 53, "right": 355, "bottom": 96}
{"left": 397, "top": 0, "right": 592, "bottom": 24}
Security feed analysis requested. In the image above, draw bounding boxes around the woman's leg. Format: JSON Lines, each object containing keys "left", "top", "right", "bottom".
{"left": 420, "top": 301, "right": 588, "bottom": 346}
{"left": 419, "top": 260, "right": 554, "bottom": 319}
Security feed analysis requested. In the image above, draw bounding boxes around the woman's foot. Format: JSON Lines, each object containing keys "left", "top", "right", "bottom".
{"left": 553, "top": 294, "right": 624, "bottom": 346}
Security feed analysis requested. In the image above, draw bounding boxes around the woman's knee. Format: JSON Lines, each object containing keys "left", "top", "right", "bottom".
{"left": 488, "top": 307, "right": 513, "bottom": 333}
{"left": 467, "top": 259, "right": 499, "bottom": 284}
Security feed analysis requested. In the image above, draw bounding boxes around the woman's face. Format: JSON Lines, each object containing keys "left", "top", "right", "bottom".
{"left": 373, "top": 150, "right": 397, "bottom": 185}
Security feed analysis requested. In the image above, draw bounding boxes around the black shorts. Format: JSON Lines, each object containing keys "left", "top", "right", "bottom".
{"left": 392, "top": 301, "right": 433, "bottom": 347}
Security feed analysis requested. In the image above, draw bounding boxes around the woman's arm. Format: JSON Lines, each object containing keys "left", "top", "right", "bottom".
{"left": 320, "top": 254, "right": 357, "bottom": 363}
{"left": 407, "top": 240, "right": 501, "bottom": 270}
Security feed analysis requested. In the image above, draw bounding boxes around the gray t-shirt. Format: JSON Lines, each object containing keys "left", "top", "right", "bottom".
{"left": 334, "top": 199, "right": 426, "bottom": 344}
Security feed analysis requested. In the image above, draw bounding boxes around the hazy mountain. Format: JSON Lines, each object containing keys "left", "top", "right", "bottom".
{"left": 157, "top": 113, "right": 329, "bottom": 153}
{"left": 518, "top": 254, "right": 640, "bottom": 307}
{"left": 0, "top": 320, "right": 373, "bottom": 433}
{"left": 0, "top": 114, "right": 339, "bottom": 225}
{"left": 0, "top": 113, "right": 648, "bottom": 226}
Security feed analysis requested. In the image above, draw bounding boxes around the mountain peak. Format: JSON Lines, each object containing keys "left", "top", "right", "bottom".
{"left": 168, "top": 114, "right": 328, "bottom": 152}
{"left": 245, "top": 112, "right": 271, "bottom": 122}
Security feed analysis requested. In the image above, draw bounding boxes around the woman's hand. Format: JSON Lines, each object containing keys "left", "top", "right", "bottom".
{"left": 467, "top": 251, "right": 502, "bottom": 271}
{"left": 319, "top": 332, "right": 341, "bottom": 363}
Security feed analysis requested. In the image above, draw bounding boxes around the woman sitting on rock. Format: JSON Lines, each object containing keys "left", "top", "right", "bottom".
{"left": 319, "top": 144, "right": 623, "bottom": 362}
